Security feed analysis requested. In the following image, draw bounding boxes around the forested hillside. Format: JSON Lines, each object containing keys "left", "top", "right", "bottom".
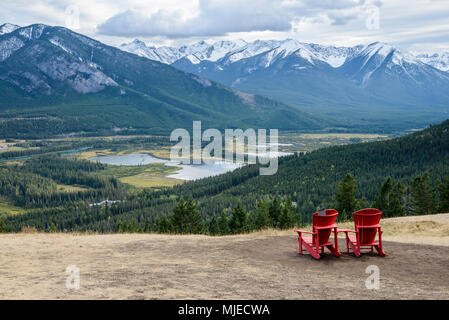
{"left": 2, "top": 119, "right": 449, "bottom": 234}
{"left": 0, "top": 24, "right": 323, "bottom": 139}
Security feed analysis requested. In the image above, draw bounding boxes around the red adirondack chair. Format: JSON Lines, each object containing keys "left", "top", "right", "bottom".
{"left": 295, "top": 209, "right": 341, "bottom": 260}
{"left": 339, "top": 208, "right": 386, "bottom": 257}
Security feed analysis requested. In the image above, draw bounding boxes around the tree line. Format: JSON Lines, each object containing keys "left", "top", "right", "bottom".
{"left": 2, "top": 119, "right": 449, "bottom": 233}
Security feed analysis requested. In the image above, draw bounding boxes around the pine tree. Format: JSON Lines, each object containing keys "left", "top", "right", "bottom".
{"left": 48, "top": 223, "right": 58, "bottom": 233}
{"left": 229, "top": 202, "right": 248, "bottom": 234}
{"left": 156, "top": 215, "right": 172, "bottom": 233}
{"left": 218, "top": 210, "right": 230, "bottom": 235}
{"left": 279, "top": 199, "right": 295, "bottom": 229}
{"left": 253, "top": 200, "right": 270, "bottom": 230}
{"left": 380, "top": 177, "right": 393, "bottom": 213}
{"left": 411, "top": 173, "right": 435, "bottom": 215}
{"left": 0, "top": 220, "right": 7, "bottom": 233}
{"left": 390, "top": 182, "right": 405, "bottom": 216}
{"left": 208, "top": 216, "right": 220, "bottom": 235}
{"left": 372, "top": 196, "right": 382, "bottom": 210}
{"left": 438, "top": 178, "right": 449, "bottom": 213}
{"left": 335, "top": 173, "right": 357, "bottom": 219}
{"left": 171, "top": 197, "right": 204, "bottom": 234}
{"left": 144, "top": 219, "right": 151, "bottom": 233}
{"left": 403, "top": 184, "right": 413, "bottom": 215}
{"left": 268, "top": 197, "right": 282, "bottom": 227}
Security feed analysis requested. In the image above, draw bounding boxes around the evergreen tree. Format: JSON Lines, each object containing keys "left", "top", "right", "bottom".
{"left": 380, "top": 177, "right": 393, "bottom": 212}
{"left": 218, "top": 210, "right": 230, "bottom": 235}
{"left": 208, "top": 216, "right": 220, "bottom": 235}
{"left": 403, "top": 184, "right": 413, "bottom": 215}
{"left": 372, "top": 196, "right": 382, "bottom": 210}
{"left": 171, "top": 197, "right": 204, "bottom": 234}
{"left": 229, "top": 202, "right": 248, "bottom": 234}
{"left": 268, "top": 197, "right": 282, "bottom": 227}
{"left": 252, "top": 200, "right": 270, "bottom": 230}
{"left": 389, "top": 182, "right": 405, "bottom": 216}
{"left": 335, "top": 173, "right": 357, "bottom": 219}
{"left": 156, "top": 215, "right": 172, "bottom": 233}
{"left": 48, "top": 223, "right": 58, "bottom": 233}
{"left": 0, "top": 220, "right": 7, "bottom": 233}
{"left": 438, "top": 178, "right": 449, "bottom": 213}
{"left": 144, "top": 219, "right": 151, "bottom": 233}
{"left": 411, "top": 173, "right": 435, "bottom": 214}
{"left": 374, "top": 177, "right": 405, "bottom": 217}
{"left": 279, "top": 199, "right": 295, "bottom": 229}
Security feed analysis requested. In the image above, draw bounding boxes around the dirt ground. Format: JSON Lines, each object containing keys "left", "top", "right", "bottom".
{"left": 1, "top": 214, "right": 449, "bottom": 299}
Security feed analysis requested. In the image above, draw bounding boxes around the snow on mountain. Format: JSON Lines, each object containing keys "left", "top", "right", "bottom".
{"left": 0, "top": 36, "right": 25, "bottom": 62}
{"left": 119, "top": 38, "right": 449, "bottom": 89}
{"left": 0, "top": 24, "right": 118, "bottom": 94}
{"left": 119, "top": 38, "right": 363, "bottom": 69}
{"left": 303, "top": 43, "right": 363, "bottom": 68}
{"left": 120, "top": 39, "right": 249, "bottom": 65}
{"left": 340, "top": 41, "right": 437, "bottom": 85}
{"left": 118, "top": 39, "right": 160, "bottom": 61}
{"left": 0, "top": 23, "right": 20, "bottom": 35}
{"left": 414, "top": 52, "right": 449, "bottom": 72}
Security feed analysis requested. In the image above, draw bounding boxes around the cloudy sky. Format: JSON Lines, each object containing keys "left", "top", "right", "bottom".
{"left": 1, "top": 0, "right": 449, "bottom": 52}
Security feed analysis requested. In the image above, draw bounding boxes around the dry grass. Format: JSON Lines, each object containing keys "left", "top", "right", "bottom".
{"left": 249, "top": 213, "right": 449, "bottom": 246}
{"left": 1, "top": 225, "right": 449, "bottom": 299}
{"left": 0, "top": 214, "right": 448, "bottom": 299}
{"left": 20, "top": 226, "right": 38, "bottom": 233}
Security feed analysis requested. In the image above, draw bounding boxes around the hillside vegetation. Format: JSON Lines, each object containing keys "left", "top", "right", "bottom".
{"left": 0, "top": 24, "right": 323, "bottom": 139}
{"left": 2, "top": 119, "right": 449, "bottom": 233}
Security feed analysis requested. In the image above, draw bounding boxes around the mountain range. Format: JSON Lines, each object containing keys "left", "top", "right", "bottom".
{"left": 1, "top": 22, "right": 449, "bottom": 136}
{"left": 121, "top": 38, "right": 449, "bottom": 129}
{"left": 0, "top": 23, "right": 323, "bottom": 138}
{"left": 120, "top": 38, "right": 449, "bottom": 72}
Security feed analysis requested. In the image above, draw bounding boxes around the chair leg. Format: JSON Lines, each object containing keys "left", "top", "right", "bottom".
{"left": 298, "top": 238, "right": 303, "bottom": 255}
{"left": 333, "top": 228, "right": 339, "bottom": 253}
{"left": 301, "top": 241, "right": 321, "bottom": 259}
{"left": 375, "top": 245, "right": 386, "bottom": 257}
{"left": 376, "top": 228, "right": 386, "bottom": 256}
{"left": 348, "top": 240, "right": 361, "bottom": 257}
{"left": 327, "top": 245, "right": 341, "bottom": 258}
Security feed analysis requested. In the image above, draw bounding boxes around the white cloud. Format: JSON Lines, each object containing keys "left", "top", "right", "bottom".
{"left": 0, "top": 0, "right": 448, "bottom": 52}
{"left": 97, "top": 0, "right": 370, "bottom": 38}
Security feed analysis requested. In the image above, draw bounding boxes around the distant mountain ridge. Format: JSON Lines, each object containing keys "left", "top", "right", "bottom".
{"left": 120, "top": 38, "right": 449, "bottom": 72}
{"left": 120, "top": 38, "right": 449, "bottom": 129}
{"left": 0, "top": 24, "right": 324, "bottom": 138}
{"left": 0, "top": 23, "right": 20, "bottom": 35}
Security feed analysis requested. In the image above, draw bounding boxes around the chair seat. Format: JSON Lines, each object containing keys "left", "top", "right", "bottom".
{"left": 347, "top": 234, "right": 379, "bottom": 246}
{"left": 302, "top": 236, "right": 333, "bottom": 247}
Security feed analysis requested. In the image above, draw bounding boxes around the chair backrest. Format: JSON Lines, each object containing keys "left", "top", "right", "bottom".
{"left": 312, "top": 209, "right": 338, "bottom": 245}
{"left": 353, "top": 208, "right": 382, "bottom": 245}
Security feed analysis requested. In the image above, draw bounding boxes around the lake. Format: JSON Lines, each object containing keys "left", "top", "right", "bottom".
{"left": 165, "top": 160, "right": 244, "bottom": 180}
{"left": 90, "top": 151, "right": 292, "bottom": 181}
{"left": 90, "top": 153, "right": 243, "bottom": 180}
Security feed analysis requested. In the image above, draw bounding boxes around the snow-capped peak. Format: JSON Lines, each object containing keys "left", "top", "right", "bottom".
{"left": 413, "top": 51, "right": 449, "bottom": 72}
{"left": 0, "top": 23, "right": 20, "bottom": 35}
{"left": 118, "top": 39, "right": 449, "bottom": 73}
{"left": 356, "top": 41, "right": 420, "bottom": 71}
{"left": 119, "top": 38, "right": 249, "bottom": 64}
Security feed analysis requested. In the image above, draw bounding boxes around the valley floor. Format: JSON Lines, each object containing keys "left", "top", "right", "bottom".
{"left": 1, "top": 214, "right": 449, "bottom": 299}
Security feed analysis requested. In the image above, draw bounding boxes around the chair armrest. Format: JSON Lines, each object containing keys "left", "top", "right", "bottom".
{"left": 295, "top": 230, "right": 315, "bottom": 235}
{"left": 357, "top": 224, "right": 381, "bottom": 229}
